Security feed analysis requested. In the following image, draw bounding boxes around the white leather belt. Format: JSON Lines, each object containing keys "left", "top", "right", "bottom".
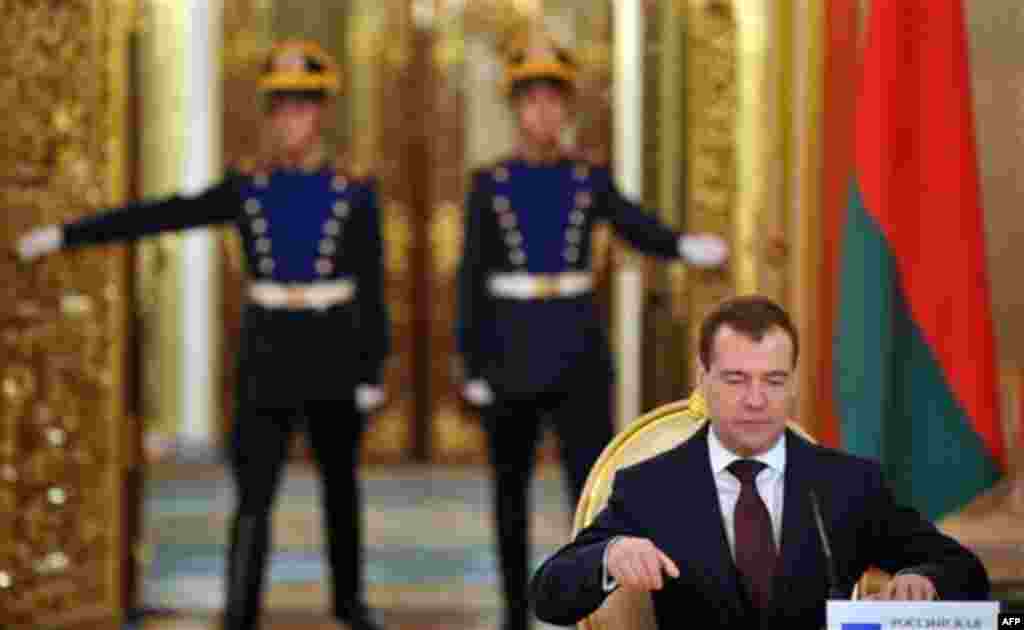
{"left": 487, "top": 272, "right": 593, "bottom": 300}
{"left": 249, "top": 279, "right": 356, "bottom": 311}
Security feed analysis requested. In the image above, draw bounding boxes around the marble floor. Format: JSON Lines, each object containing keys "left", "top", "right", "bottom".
{"left": 135, "top": 461, "right": 573, "bottom": 630}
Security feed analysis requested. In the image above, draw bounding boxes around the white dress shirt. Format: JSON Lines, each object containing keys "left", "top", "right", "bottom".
{"left": 707, "top": 427, "right": 786, "bottom": 558}
{"left": 603, "top": 428, "right": 786, "bottom": 591}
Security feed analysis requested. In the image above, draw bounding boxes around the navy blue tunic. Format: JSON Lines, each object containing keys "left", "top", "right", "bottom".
{"left": 63, "top": 159, "right": 389, "bottom": 407}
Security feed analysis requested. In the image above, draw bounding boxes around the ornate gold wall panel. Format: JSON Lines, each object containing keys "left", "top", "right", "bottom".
{"left": 682, "top": 0, "right": 741, "bottom": 379}
{"left": 358, "top": 0, "right": 417, "bottom": 463}
{"left": 426, "top": 3, "right": 484, "bottom": 463}
{"left": 0, "top": 0, "right": 132, "bottom": 627}
{"left": 660, "top": 0, "right": 791, "bottom": 386}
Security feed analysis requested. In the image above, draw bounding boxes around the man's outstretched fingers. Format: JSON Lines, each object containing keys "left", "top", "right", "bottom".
{"left": 658, "top": 549, "right": 680, "bottom": 579}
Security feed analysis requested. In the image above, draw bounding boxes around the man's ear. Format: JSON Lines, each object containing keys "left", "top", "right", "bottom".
{"left": 695, "top": 361, "right": 708, "bottom": 398}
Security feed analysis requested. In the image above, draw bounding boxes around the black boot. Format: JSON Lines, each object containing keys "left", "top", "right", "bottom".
{"left": 336, "top": 600, "right": 386, "bottom": 630}
{"left": 222, "top": 514, "right": 270, "bottom": 630}
{"left": 501, "top": 605, "right": 530, "bottom": 630}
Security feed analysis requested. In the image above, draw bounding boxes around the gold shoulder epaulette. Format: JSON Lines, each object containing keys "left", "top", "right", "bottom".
{"left": 234, "top": 154, "right": 275, "bottom": 178}
{"left": 472, "top": 155, "right": 514, "bottom": 182}
{"left": 333, "top": 153, "right": 374, "bottom": 182}
{"left": 235, "top": 155, "right": 256, "bottom": 175}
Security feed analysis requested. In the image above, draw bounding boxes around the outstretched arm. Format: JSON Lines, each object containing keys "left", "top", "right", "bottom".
{"left": 598, "top": 178, "right": 728, "bottom": 268}
{"left": 61, "top": 176, "right": 242, "bottom": 249}
{"left": 16, "top": 175, "right": 244, "bottom": 262}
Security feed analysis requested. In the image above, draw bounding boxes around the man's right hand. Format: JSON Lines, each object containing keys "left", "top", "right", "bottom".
{"left": 606, "top": 536, "right": 680, "bottom": 591}
{"left": 16, "top": 226, "right": 62, "bottom": 262}
{"left": 462, "top": 379, "right": 494, "bottom": 407}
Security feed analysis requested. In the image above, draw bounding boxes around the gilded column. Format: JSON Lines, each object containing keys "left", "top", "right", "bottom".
{"left": 135, "top": 0, "right": 187, "bottom": 457}
{"left": 136, "top": 0, "right": 221, "bottom": 459}
{"left": 735, "top": 0, "right": 785, "bottom": 300}
{"left": 791, "top": 0, "right": 825, "bottom": 435}
{"left": 178, "top": 0, "right": 222, "bottom": 458}
{"left": 613, "top": 0, "right": 645, "bottom": 429}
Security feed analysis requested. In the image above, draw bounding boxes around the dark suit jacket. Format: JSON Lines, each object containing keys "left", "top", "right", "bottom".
{"left": 531, "top": 425, "right": 989, "bottom": 628}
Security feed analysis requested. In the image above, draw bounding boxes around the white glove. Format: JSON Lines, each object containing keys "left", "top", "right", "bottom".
{"left": 678, "top": 233, "right": 728, "bottom": 268}
{"left": 16, "top": 225, "right": 63, "bottom": 262}
{"left": 463, "top": 379, "right": 494, "bottom": 407}
{"left": 355, "top": 384, "right": 386, "bottom": 413}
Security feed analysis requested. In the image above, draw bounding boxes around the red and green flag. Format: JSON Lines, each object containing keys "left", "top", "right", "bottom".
{"left": 835, "top": 0, "right": 1006, "bottom": 520}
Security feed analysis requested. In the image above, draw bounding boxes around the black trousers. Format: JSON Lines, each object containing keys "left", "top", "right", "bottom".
{"left": 222, "top": 397, "right": 368, "bottom": 630}
{"left": 480, "top": 373, "right": 615, "bottom": 629}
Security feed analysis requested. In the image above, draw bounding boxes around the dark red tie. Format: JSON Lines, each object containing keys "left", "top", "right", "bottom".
{"left": 728, "top": 459, "right": 777, "bottom": 610}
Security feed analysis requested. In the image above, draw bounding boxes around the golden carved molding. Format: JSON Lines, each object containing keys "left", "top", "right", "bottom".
{"left": 0, "top": 0, "right": 132, "bottom": 627}
{"left": 384, "top": 200, "right": 415, "bottom": 281}
{"left": 426, "top": 2, "right": 484, "bottom": 463}
{"left": 429, "top": 201, "right": 462, "bottom": 279}
{"left": 681, "top": 0, "right": 738, "bottom": 377}
{"left": 362, "top": 192, "right": 415, "bottom": 461}
{"left": 362, "top": 0, "right": 415, "bottom": 462}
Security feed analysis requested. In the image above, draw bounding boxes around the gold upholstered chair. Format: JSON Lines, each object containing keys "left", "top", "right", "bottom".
{"left": 570, "top": 392, "right": 887, "bottom": 630}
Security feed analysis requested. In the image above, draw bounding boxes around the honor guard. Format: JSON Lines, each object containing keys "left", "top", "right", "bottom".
{"left": 455, "top": 29, "right": 729, "bottom": 630}
{"left": 17, "top": 40, "right": 389, "bottom": 630}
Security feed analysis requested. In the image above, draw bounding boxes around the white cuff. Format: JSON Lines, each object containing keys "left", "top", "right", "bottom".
{"left": 17, "top": 225, "right": 63, "bottom": 261}
{"left": 602, "top": 536, "right": 622, "bottom": 593}
{"left": 678, "top": 233, "right": 728, "bottom": 268}
{"left": 355, "top": 384, "right": 385, "bottom": 413}
{"left": 464, "top": 379, "right": 494, "bottom": 407}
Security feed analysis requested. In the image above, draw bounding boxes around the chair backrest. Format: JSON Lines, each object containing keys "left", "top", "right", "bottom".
{"left": 571, "top": 391, "right": 816, "bottom": 630}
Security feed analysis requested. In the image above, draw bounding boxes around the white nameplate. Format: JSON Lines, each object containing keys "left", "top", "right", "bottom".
{"left": 827, "top": 601, "right": 999, "bottom": 630}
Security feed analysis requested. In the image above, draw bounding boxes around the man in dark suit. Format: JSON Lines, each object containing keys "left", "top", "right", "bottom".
{"left": 531, "top": 295, "right": 989, "bottom": 628}
{"left": 17, "top": 40, "right": 388, "bottom": 630}
{"left": 455, "top": 27, "right": 728, "bottom": 630}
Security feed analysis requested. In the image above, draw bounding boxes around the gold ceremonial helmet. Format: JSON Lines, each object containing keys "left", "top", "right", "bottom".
{"left": 500, "top": 28, "right": 578, "bottom": 96}
{"left": 259, "top": 39, "right": 340, "bottom": 95}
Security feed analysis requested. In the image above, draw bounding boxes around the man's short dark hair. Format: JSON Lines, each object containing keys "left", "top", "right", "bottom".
{"left": 698, "top": 295, "right": 799, "bottom": 370}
